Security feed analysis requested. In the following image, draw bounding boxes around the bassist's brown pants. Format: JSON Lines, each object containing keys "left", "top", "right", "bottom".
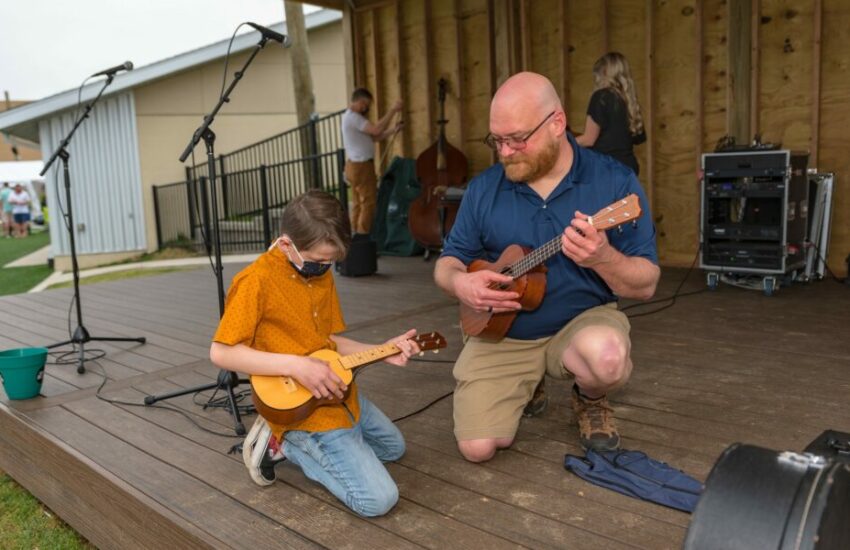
{"left": 345, "top": 159, "right": 377, "bottom": 234}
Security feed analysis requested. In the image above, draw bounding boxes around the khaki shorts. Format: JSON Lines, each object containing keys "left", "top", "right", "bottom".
{"left": 452, "top": 303, "right": 630, "bottom": 441}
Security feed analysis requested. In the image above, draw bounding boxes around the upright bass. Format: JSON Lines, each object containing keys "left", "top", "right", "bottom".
{"left": 408, "top": 78, "right": 468, "bottom": 251}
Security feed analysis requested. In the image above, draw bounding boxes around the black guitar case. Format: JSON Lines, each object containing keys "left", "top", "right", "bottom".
{"left": 684, "top": 441, "right": 850, "bottom": 550}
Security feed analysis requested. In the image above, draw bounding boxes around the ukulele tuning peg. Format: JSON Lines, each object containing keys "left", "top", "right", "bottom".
{"left": 418, "top": 351, "right": 424, "bottom": 357}
{"left": 617, "top": 226, "right": 624, "bottom": 235}
{"left": 631, "top": 220, "right": 638, "bottom": 228}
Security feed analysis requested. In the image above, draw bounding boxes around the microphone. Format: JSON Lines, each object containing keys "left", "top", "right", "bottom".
{"left": 92, "top": 61, "right": 134, "bottom": 78}
{"left": 247, "top": 22, "right": 291, "bottom": 47}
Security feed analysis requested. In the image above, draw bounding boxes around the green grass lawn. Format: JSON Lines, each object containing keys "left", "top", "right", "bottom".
{"left": 0, "top": 265, "right": 53, "bottom": 297}
{"left": 0, "top": 470, "right": 93, "bottom": 549}
{"left": 0, "top": 231, "right": 53, "bottom": 297}
{"left": 0, "top": 230, "right": 50, "bottom": 267}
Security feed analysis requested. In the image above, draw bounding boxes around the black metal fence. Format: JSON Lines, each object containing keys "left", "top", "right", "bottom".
{"left": 188, "top": 110, "right": 344, "bottom": 185}
{"left": 153, "top": 150, "right": 347, "bottom": 254}
{"left": 153, "top": 110, "right": 347, "bottom": 253}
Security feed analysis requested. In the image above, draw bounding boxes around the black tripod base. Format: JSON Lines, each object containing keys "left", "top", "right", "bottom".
{"left": 143, "top": 370, "right": 251, "bottom": 436}
{"left": 47, "top": 326, "right": 146, "bottom": 373}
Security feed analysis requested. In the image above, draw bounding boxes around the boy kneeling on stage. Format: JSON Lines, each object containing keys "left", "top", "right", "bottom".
{"left": 210, "top": 190, "right": 419, "bottom": 517}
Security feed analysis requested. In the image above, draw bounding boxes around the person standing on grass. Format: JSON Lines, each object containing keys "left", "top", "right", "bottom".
{"left": 8, "top": 183, "right": 32, "bottom": 238}
{"left": 0, "top": 182, "right": 12, "bottom": 238}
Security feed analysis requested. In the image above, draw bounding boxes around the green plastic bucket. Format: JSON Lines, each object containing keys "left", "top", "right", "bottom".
{"left": 0, "top": 348, "right": 47, "bottom": 400}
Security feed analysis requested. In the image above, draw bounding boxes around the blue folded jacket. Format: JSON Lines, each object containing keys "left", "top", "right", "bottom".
{"left": 564, "top": 449, "right": 703, "bottom": 512}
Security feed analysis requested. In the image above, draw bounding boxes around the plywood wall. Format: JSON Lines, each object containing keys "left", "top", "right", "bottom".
{"left": 350, "top": 0, "right": 850, "bottom": 275}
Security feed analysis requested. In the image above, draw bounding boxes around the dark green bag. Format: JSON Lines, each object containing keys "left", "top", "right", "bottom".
{"left": 370, "top": 156, "right": 424, "bottom": 256}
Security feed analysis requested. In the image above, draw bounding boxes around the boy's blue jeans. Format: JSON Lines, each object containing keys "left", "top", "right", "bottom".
{"left": 283, "top": 395, "right": 405, "bottom": 517}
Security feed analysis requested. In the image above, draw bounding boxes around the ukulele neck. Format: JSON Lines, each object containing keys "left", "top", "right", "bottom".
{"left": 509, "top": 234, "right": 563, "bottom": 278}
{"left": 337, "top": 343, "right": 401, "bottom": 371}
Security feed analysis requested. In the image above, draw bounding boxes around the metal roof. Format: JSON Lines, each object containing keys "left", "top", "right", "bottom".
{"left": 0, "top": 9, "right": 342, "bottom": 142}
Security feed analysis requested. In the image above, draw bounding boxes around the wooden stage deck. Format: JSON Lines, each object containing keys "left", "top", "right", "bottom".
{"left": 1, "top": 257, "right": 848, "bottom": 549}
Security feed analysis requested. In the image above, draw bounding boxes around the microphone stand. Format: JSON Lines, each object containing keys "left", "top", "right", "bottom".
{"left": 41, "top": 75, "right": 146, "bottom": 374}
{"left": 144, "top": 35, "right": 274, "bottom": 436}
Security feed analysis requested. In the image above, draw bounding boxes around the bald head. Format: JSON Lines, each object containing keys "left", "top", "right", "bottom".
{"left": 491, "top": 72, "right": 563, "bottom": 125}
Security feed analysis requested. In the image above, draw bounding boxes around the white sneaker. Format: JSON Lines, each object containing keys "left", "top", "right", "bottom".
{"left": 242, "top": 416, "right": 283, "bottom": 486}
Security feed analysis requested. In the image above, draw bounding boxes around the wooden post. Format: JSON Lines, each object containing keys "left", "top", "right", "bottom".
{"left": 284, "top": 2, "right": 319, "bottom": 186}
{"left": 811, "top": 0, "right": 822, "bottom": 167}
{"left": 750, "top": 0, "right": 760, "bottom": 140}
{"left": 454, "top": 0, "right": 466, "bottom": 149}
{"left": 728, "top": 0, "right": 752, "bottom": 145}
{"left": 601, "top": 0, "right": 609, "bottom": 54}
{"left": 519, "top": 0, "right": 530, "bottom": 70}
{"left": 696, "top": 0, "right": 704, "bottom": 170}
{"left": 424, "top": 0, "right": 436, "bottom": 142}
{"left": 645, "top": 0, "right": 655, "bottom": 212}
{"left": 342, "top": 2, "right": 357, "bottom": 98}
{"left": 560, "top": 0, "right": 570, "bottom": 111}
{"left": 284, "top": 1, "right": 315, "bottom": 125}
{"left": 394, "top": 1, "right": 410, "bottom": 155}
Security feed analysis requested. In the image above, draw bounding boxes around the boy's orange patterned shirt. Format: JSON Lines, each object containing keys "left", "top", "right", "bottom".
{"left": 213, "top": 246, "right": 360, "bottom": 439}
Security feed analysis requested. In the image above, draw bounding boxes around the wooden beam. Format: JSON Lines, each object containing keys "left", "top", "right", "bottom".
{"left": 369, "top": 8, "right": 385, "bottom": 172}
{"left": 560, "top": 0, "right": 571, "bottom": 117}
{"left": 728, "top": 0, "right": 752, "bottom": 145}
{"left": 810, "top": 0, "right": 822, "bottom": 167}
{"left": 424, "top": 0, "right": 435, "bottom": 142}
{"left": 354, "top": 0, "right": 395, "bottom": 12}
{"left": 696, "top": 0, "right": 704, "bottom": 171}
{"left": 369, "top": 9, "right": 381, "bottom": 114}
{"left": 290, "top": 0, "right": 343, "bottom": 9}
{"left": 519, "top": 0, "right": 531, "bottom": 70}
{"left": 454, "top": 0, "right": 466, "bottom": 149}
{"left": 645, "top": 0, "right": 655, "bottom": 212}
{"left": 488, "top": 0, "right": 498, "bottom": 164}
{"left": 284, "top": 2, "right": 315, "bottom": 125}
{"left": 353, "top": 9, "right": 364, "bottom": 86}
{"left": 394, "top": 0, "right": 410, "bottom": 155}
{"left": 749, "top": 0, "right": 759, "bottom": 140}
{"left": 602, "top": 0, "right": 609, "bottom": 54}
{"left": 491, "top": 0, "right": 513, "bottom": 86}
{"left": 342, "top": 2, "right": 357, "bottom": 97}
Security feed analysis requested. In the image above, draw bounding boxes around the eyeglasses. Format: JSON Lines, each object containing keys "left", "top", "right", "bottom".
{"left": 483, "top": 111, "right": 556, "bottom": 152}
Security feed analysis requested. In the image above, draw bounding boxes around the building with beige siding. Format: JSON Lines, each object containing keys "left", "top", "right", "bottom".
{"left": 0, "top": 9, "right": 344, "bottom": 270}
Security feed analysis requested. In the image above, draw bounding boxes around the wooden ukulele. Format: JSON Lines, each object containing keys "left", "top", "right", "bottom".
{"left": 251, "top": 332, "right": 447, "bottom": 426}
{"left": 460, "top": 195, "right": 642, "bottom": 339}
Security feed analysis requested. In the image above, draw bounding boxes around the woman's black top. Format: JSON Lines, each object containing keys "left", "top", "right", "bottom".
{"left": 586, "top": 88, "right": 646, "bottom": 175}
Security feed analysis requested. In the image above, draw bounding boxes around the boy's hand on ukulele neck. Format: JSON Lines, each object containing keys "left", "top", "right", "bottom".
{"left": 455, "top": 269, "right": 522, "bottom": 314}
{"left": 383, "top": 328, "right": 421, "bottom": 367}
{"left": 561, "top": 210, "right": 616, "bottom": 268}
{"left": 291, "top": 356, "right": 346, "bottom": 400}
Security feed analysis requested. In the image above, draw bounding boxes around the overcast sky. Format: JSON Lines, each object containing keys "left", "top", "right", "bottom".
{"left": 0, "top": 1, "right": 323, "bottom": 101}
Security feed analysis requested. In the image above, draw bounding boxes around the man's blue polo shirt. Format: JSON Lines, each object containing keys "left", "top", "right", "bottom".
{"left": 441, "top": 133, "right": 657, "bottom": 340}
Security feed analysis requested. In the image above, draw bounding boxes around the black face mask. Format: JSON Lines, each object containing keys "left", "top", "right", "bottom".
{"left": 290, "top": 260, "right": 332, "bottom": 278}
{"left": 287, "top": 241, "right": 332, "bottom": 278}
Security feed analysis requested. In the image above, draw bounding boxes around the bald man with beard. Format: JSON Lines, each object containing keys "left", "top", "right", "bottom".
{"left": 434, "top": 72, "right": 660, "bottom": 462}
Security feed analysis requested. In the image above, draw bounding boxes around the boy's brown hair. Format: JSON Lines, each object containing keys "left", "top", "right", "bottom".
{"left": 280, "top": 190, "right": 351, "bottom": 259}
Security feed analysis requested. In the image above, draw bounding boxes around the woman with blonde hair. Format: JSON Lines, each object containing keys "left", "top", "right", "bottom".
{"left": 576, "top": 52, "right": 646, "bottom": 175}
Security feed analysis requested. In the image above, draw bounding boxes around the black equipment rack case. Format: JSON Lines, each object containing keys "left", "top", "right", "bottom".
{"left": 700, "top": 149, "right": 809, "bottom": 296}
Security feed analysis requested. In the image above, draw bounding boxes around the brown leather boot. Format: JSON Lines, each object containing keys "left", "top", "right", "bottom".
{"left": 571, "top": 384, "right": 620, "bottom": 451}
{"left": 522, "top": 378, "right": 549, "bottom": 418}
